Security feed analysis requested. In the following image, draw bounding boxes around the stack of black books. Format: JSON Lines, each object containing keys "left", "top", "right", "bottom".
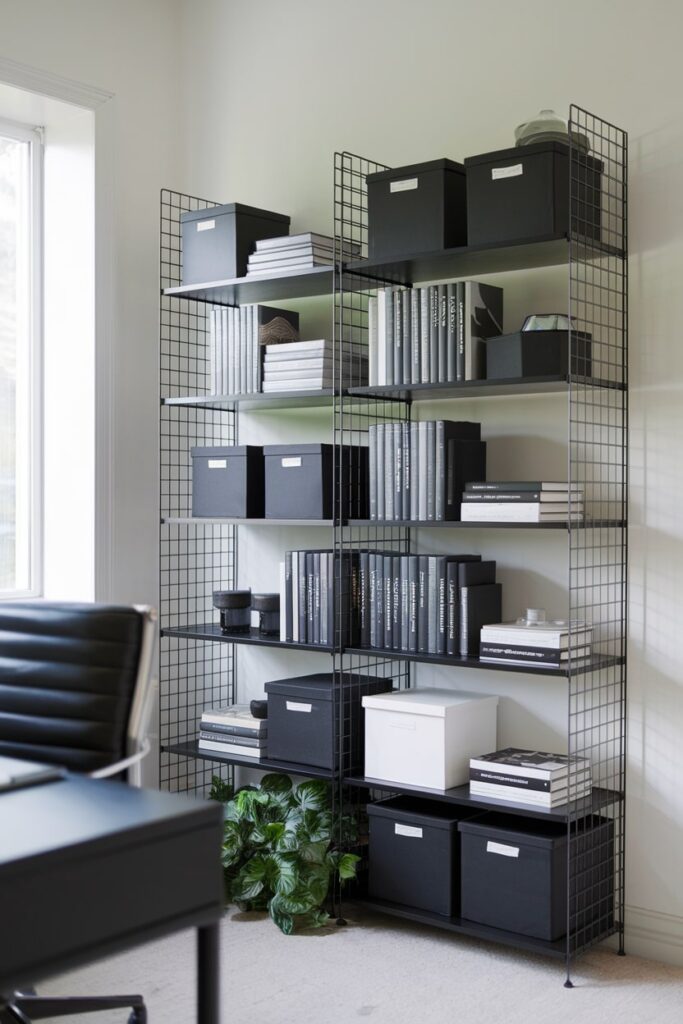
{"left": 367, "top": 281, "right": 503, "bottom": 386}
{"left": 368, "top": 420, "right": 485, "bottom": 521}
{"left": 280, "top": 550, "right": 358, "bottom": 646}
{"left": 479, "top": 618, "right": 593, "bottom": 669}
{"left": 357, "top": 551, "right": 501, "bottom": 657}
{"left": 460, "top": 481, "right": 585, "bottom": 523}
{"left": 197, "top": 705, "right": 266, "bottom": 761}
{"left": 208, "top": 304, "right": 298, "bottom": 395}
{"left": 246, "top": 232, "right": 359, "bottom": 276}
{"left": 262, "top": 339, "right": 367, "bottom": 392}
{"left": 469, "top": 748, "right": 593, "bottom": 808}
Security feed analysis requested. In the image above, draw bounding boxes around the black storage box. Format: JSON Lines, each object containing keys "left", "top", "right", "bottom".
{"left": 191, "top": 445, "right": 264, "bottom": 518}
{"left": 366, "top": 159, "right": 467, "bottom": 260}
{"left": 263, "top": 444, "right": 368, "bottom": 521}
{"left": 264, "top": 672, "right": 392, "bottom": 771}
{"left": 486, "top": 330, "right": 592, "bottom": 380}
{"left": 368, "top": 797, "right": 475, "bottom": 916}
{"left": 464, "top": 142, "right": 602, "bottom": 247}
{"left": 459, "top": 813, "right": 614, "bottom": 941}
{"left": 181, "top": 203, "right": 290, "bottom": 285}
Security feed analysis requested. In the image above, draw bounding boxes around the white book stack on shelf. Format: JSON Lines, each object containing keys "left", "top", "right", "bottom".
{"left": 460, "top": 481, "right": 585, "bottom": 522}
{"left": 469, "top": 748, "right": 593, "bottom": 808}
{"left": 262, "top": 339, "right": 368, "bottom": 392}
{"left": 197, "top": 704, "right": 266, "bottom": 759}
{"left": 246, "top": 232, "right": 360, "bottom": 276}
{"left": 479, "top": 614, "right": 592, "bottom": 669}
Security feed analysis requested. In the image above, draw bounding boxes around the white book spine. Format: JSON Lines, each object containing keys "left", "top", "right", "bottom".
{"left": 368, "top": 295, "right": 378, "bottom": 387}
{"left": 377, "top": 290, "right": 387, "bottom": 386}
{"left": 418, "top": 421, "right": 428, "bottom": 521}
{"left": 279, "top": 560, "right": 287, "bottom": 641}
{"left": 198, "top": 740, "right": 264, "bottom": 758}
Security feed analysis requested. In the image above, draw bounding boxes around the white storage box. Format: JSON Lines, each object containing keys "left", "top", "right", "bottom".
{"left": 362, "top": 688, "right": 498, "bottom": 790}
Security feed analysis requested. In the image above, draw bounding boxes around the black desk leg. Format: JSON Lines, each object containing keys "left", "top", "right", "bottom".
{"left": 197, "top": 922, "right": 220, "bottom": 1024}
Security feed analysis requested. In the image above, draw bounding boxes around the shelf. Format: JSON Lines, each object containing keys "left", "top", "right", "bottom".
{"left": 162, "top": 265, "right": 333, "bottom": 305}
{"left": 161, "top": 517, "right": 336, "bottom": 527}
{"left": 161, "top": 389, "right": 336, "bottom": 411}
{"left": 163, "top": 740, "right": 336, "bottom": 780}
{"left": 345, "top": 776, "right": 623, "bottom": 823}
{"left": 344, "top": 233, "right": 624, "bottom": 287}
{"left": 161, "top": 623, "right": 333, "bottom": 652}
{"left": 344, "top": 647, "right": 623, "bottom": 677}
{"left": 348, "top": 374, "right": 625, "bottom": 402}
{"left": 349, "top": 519, "right": 626, "bottom": 530}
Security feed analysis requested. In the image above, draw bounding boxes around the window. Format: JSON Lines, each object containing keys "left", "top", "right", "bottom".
{"left": 0, "top": 119, "right": 42, "bottom": 598}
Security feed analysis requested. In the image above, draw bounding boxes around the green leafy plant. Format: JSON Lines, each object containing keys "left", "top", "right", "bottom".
{"left": 212, "top": 773, "right": 359, "bottom": 934}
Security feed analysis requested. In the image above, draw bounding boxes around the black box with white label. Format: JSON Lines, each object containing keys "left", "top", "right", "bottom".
{"left": 368, "top": 797, "right": 476, "bottom": 916}
{"left": 459, "top": 813, "right": 614, "bottom": 940}
{"left": 264, "top": 672, "right": 391, "bottom": 770}
{"left": 191, "top": 445, "right": 264, "bottom": 518}
{"left": 464, "top": 142, "right": 602, "bottom": 247}
{"left": 486, "top": 329, "right": 592, "bottom": 380}
{"left": 263, "top": 444, "right": 368, "bottom": 520}
{"left": 181, "top": 203, "right": 290, "bottom": 285}
{"left": 366, "top": 159, "right": 467, "bottom": 260}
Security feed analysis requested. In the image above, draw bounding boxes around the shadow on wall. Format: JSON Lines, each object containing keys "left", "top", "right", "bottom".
{"left": 627, "top": 115, "right": 683, "bottom": 927}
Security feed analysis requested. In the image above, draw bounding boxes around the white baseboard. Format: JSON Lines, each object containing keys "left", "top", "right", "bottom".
{"left": 624, "top": 904, "right": 683, "bottom": 965}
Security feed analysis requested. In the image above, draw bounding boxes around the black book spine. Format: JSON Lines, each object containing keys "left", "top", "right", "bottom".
{"left": 369, "top": 553, "right": 377, "bottom": 648}
{"left": 446, "top": 561, "right": 459, "bottom": 657}
{"left": 437, "top": 557, "right": 449, "bottom": 655}
{"left": 459, "top": 583, "right": 503, "bottom": 658}
{"left": 285, "top": 550, "right": 293, "bottom": 642}
{"left": 383, "top": 554, "right": 393, "bottom": 650}
{"left": 402, "top": 289, "right": 411, "bottom": 385}
{"left": 394, "top": 288, "right": 403, "bottom": 386}
{"left": 479, "top": 644, "right": 572, "bottom": 665}
{"left": 392, "top": 554, "right": 401, "bottom": 651}
{"left": 306, "top": 553, "right": 315, "bottom": 644}
{"left": 417, "top": 555, "right": 429, "bottom": 653}
{"left": 456, "top": 281, "right": 465, "bottom": 382}
{"left": 369, "top": 425, "right": 377, "bottom": 520}
{"left": 408, "top": 555, "right": 418, "bottom": 652}
{"left": 438, "top": 284, "right": 447, "bottom": 384}
{"left": 394, "top": 423, "right": 402, "bottom": 522}
{"left": 376, "top": 424, "right": 385, "bottom": 521}
{"left": 350, "top": 552, "right": 361, "bottom": 646}
{"left": 327, "top": 552, "right": 335, "bottom": 648}
{"left": 376, "top": 553, "right": 384, "bottom": 648}
{"left": 384, "top": 423, "right": 393, "bottom": 521}
{"left": 400, "top": 556, "right": 409, "bottom": 652}
{"left": 359, "top": 551, "right": 370, "bottom": 648}
{"left": 468, "top": 768, "right": 554, "bottom": 793}
{"left": 446, "top": 439, "right": 487, "bottom": 521}
{"left": 411, "top": 286, "right": 420, "bottom": 384}
{"left": 314, "top": 552, "right": 321, "bottom": 645}
{"left": 427, "top": 555, "right": 438, "bottom": 654}
{"left": 446, "top": 282, "right": 457, "bottom": 382}
{"left": 297, "top": 550, "right": 307, "bottom": 643}
{"left": 462, "top": 491, "right": 543, "bottom": 502}
{"left": 429, "top": 286, "right": 439, "bottom": 384}
{"left": 410, "top": 422, "right": 419, "bottom": 521}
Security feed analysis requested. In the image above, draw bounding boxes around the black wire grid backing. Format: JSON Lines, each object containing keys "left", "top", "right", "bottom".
{"left": 332, "top": 105, "right": 627, "bottom": 979}
{"left": 159, "top": 189, "right": 235, "bottom": 793}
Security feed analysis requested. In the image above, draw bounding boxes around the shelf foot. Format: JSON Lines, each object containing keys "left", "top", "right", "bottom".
{"left": 563, "top": 980, "right": 574, "bottom": 989}
{"left": 336, "top": 917, "right": 348, "bottom": 927}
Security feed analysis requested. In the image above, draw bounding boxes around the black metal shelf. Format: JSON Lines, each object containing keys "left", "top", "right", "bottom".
{"left": 345, "top": 233, "right": 624, "bottom": 287}
{"left": 163, "top": 741, "right": 336, "bottom": 780}
{"left": 348, "top": 374, "right": 625, "bottom": 402}
{"left": 345, "top": 776, "right": 623, "bottom": 823}
{"left": 161, "top": 623, "right": 333, "bottom": 652}
{"left": 162, "top": 265, "right": 333, "bottom": 305}
{"left": 161, "top": 389, "right": 336, "bottom": 412}
{"left": 344, "top": 647, "right": 623, "bottom": 677}
{"left": 350, "top": 519, "right": 626, "bottom": 530}
{"left": 161, "top": 517, "right": 336, "bottom": 527}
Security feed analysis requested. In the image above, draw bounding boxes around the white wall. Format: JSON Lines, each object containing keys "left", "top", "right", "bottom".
{"left": 177, "top": 0, "right": 683, "bottom": 964}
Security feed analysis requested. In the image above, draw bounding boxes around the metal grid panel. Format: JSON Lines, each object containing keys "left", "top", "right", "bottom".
{"left": 159, "top": 189, "right": 235, "bottom": 794}
{"left": 566, "top": 108, "right": 627, "bottom": 969}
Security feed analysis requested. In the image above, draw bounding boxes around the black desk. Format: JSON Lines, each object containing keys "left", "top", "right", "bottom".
{"left": 0, "top": 775, "right": 224, "bottom": 1022}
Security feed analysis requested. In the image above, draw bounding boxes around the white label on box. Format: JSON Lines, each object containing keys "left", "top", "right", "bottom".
{"left": 282, "top": 457, "right": 302, "bottom": 468}
{"left": 207, "top": 459, "right": 227, "bottom": 469}
{"left": 491, "top": 164, "right": 523, "bottom": 180}
{"left": 390, "top": 177, "right": 418, "bottom": 193}
{"left": 486, "top": 840, "right": 519, "bottom": 858}
{"left": 197, "top": 219, "right": 215, "bottom": 231}
{"left": 286, "top": 701, "right": 312, "bottom": 713}
{"left": 395, "top": 823, "right": 423, "bottom": 838}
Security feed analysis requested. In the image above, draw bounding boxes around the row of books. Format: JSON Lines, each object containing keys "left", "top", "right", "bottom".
{"left": 198, "top": 704, "right": 266, "bottom": 760}
{"left": 470, "top": 748, "right": 592, "bottom": 808}
{"left": 368, "top": 419, "right": 485, "bottom": 522}
{"left": 208, "top": 303, "right": 299, "bottom": 395}
{"left": 246, "top": 231, "right": 359, "bottom": 277}
{"left": 460, "top": 481, "right": 585, "bottom": 523}
{"left": 480, "top": 619, "right": 593, "bottom": 669}
{"left": 358, "top": 552, "right": 501, "bottom": 657}
{"left": 367, "top": 281, "right": 503, "bottom": 388}
{"left": 280, "top": 550, "right": 356, "bottom": 647}
{"left": 263, "top": 339, "right": 367, "bottom": 393}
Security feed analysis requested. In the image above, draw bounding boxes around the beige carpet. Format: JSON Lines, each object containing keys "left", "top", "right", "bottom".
{"left": 38, "top": 906, "right": 683, "bottom": 1023}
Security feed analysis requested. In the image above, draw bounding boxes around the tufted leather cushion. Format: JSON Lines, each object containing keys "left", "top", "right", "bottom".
{"left": 0, "top": 602, "right": 144, "bottom": 773}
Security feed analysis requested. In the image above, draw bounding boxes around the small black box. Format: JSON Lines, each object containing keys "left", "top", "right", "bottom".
{"left": 366, "top": 159, "right": 467, "bottom": 260}
{"left": 181, "top": 203, "right": 290, "bottom": 285}
{"left": 459, "top": 813, "right": 614, "bottom": 941}
{"left": 263, "top": 444, "right": 368, "bottom": 521}
{"left": 485, "top": 330, "right": 592, "bottom": 380}
{"left": 264, "top": 672, "right": 392, "bottom": 771}
{"left": 191, "top": 445, "right": 264, "bottom": 518}
{"left": 464, "top": 142, "right": 602, "bottom": 247}
{"left": 368, "top": 797, "right": 474, "bottom": 916}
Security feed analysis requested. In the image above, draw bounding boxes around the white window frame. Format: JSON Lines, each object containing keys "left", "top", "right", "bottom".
{"left": 0, "top": 116, "right": 43, "bottom": 599}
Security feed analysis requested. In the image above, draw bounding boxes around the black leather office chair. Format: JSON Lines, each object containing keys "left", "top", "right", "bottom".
{"left": 0, "top": 601, "right": 157, "bottom": 1024}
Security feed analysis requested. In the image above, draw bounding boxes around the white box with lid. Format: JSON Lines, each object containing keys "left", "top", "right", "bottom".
{"left": 362, "top": 688, "right": 498, "bottom": 790}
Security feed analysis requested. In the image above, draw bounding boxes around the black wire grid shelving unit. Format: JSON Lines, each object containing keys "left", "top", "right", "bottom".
{"left": 158, "top": 104, "right": 626, "bottom": 983}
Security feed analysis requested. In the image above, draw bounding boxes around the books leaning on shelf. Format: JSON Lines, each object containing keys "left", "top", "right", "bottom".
{"left": 368, "top": 420, "right": 485, "bottom": 522}
{"left": 262, "top": 339, "right": 368, "bottom": 392}
{"left": 279, "top": 550, "right": 358, "bottom": 646}
{"left": 461, "top": 481, "right": 585, "bottom": 522}
{"left": 208, "top": 303, "right": 299, "bottom": 397}
{"left": 246, "top": 232, "right": 360, "bottom": 276}
{"left": 198, "top": 704, "right": 267, "bottom": 759}
{"left": 367, "top": 281, "right": 503, "bottom": 388}
{"left": 479, "top": 619, "right": 593, "bottom": 668}
{"left": 469, "top": 748, "right": 593, "bottom": 807}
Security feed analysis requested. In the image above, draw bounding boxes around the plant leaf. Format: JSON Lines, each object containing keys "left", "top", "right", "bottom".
{"left": 272, "top": 851, "right": 299, "bottom": 895}
{"left": 260, "top": 773, "right": 293, "bottom": 796}
{"left": 337, "top": 852, "right": 360, "bottom": 881}
{"left": 294, "top": 779, "right": 331, "bottom": 812}
{"left": 269, "top": 895, "right": 295, "bottom": 935}
{"left": 231, "top": 856, "right": 268, "bottom": 901}
{"left": 299, "top": 840, "right": 328, "bottom": 864}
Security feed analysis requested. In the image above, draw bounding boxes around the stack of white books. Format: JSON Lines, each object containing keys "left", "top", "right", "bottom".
{"left": 460, "top": 481, "right": 585, "bottom": 523}
{"left": 479, "top": 618, "right": 592, "bottom": 669}
{"left": 198, "top": 704, "right": 266, "bottom": 759}
{"left": 246, "top": 232, "right": 359, "bottom": 276}
{"left": 469, "top": 748, "right": 593, "bottom": 808}
{"left": 262, "top": 339, "right": 367, "bottom": 392}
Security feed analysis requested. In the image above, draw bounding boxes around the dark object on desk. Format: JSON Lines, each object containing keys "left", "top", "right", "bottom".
{"left": 192, "top": 445, "right": 265, "bottom": 518}
{"left": 485, "top": 328, "right": 592, "bottom": 379}
{"left": 181, "top": 202, "right": 290, "bottom": 284}
{"left": 366, "top": 159, "right": 467, "bottom": 259}
{"left": 249, "top": 699, "right": 268, "bottom": 720}
{"left": 213, "top": 589, "right": 251, "bottom": 634}
{"left": 0, "top": 601, "right": 173, "bottom": 1024}
{"left": 0, "top": 753, "right": 64, "bottom": 793}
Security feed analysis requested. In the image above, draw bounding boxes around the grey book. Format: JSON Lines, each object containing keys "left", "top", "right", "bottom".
{"left": 417, "top": 554, "right": 429, "bottom": 653}
{"left": 375, "top": 554, "right": 384, "bottom": 647}
{"left": 446, "top": 283, "right": 457, "bottom": 383}
{"left": 239, "top": 305, "right": 248, "bottom": 394}
{"left": 417, "top": 421, "right": 428, "bottom": 521}
{"left": 407, "top": 555, "right": 419, "bottom": 652}
{"left": 199, "top": 731, "right": 266, "bottom": 749}
{"left": 394, "top": 289, "right": 403, "bottom": 386}
{"left": 383, "top": 554, "right": 393, "bottom": 650}
{"left": 401, "top": 422, "right": 410, "bottom": 520}
{"left": 298, "top": 551, "right": 308, "bottom": 643}
{"left": 368, "top": 425, "right": 377, "bottom": 520}
{"left": 285, "top": 550, "right": 293, "bottom": 641}
{"left": 326, "top": 553, "right": 334, "bottom": 648}
{"left": 394, "top": 423, "right": 402, "bottom": 522}
{"left": 385, "top": 289, "right": 394, "bottom": 387}
{"left": 369, "top": 553, "right": 377, "bottom": 648}
{"left": 320, "top": 550, "right": 328, "bottom": 646}
{"left": 306, "top": 553, "right": 315, "bottom": 644}
{"left": 384, "top": 424, "right": 394, "bottom": 520}
{"left": 402, "top": 289, "right": 411, "bottom": 385}
{"left": 429, "top": 286, "right": 439, "bottom": 384}
{"left": 409, "top": 422, "right": 419, "bottom": 521}
{"left": 392, "top": 554, "right": 401, "bottom": 651}
{"left": 291, "top": 550, "right": 299, "bottom": 643}
{"left": 438, "top": 284, "right": 448, "bottom": 384}
{"left": 411, "top": 287, "right": 420, "bottom": 384}
{"left": 376, "top": 424, "right": 385, "bottom": 521}
{"left": 420, "top": 287, "right": 430, "bottom": 384}
{"left": 359, "top": 551, "right": 370, "bottom": 647}
{"left": 456, "top": 281, "right": 465, "bottom": 382}
{"left": 400, "top": 556, "right": 410, "bottom": 652}
{"left": 368, "top": 294, "right": 378, "bottom": 387}
{"left": 426, "top": 421, "right": 436, "bottom": 521}
{"left": 427, "top": 555, "right": 438, "bottom": 654}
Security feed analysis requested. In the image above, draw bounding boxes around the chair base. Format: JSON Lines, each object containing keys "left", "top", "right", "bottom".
{"left": 4, "top": 994, "right": 146, "bottom": 1022}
